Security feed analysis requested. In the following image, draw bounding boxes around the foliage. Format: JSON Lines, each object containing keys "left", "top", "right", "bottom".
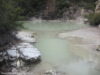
{"left": 0, "top": 0, "right": 22, "bottom": 47}
{"left": 86, "top": 13, "right": 100, "bottom": 26}
{"left": 18, "top": 0, "right": 46, "bottom": 18}
{"left": 55, "top": 0, "right": 70, "bottom": 18}
{"left": 53, "top": 0, "right": 97, "bottom": 18}
{"left": 0, "top": 0, "right": 23, "bottom": 31}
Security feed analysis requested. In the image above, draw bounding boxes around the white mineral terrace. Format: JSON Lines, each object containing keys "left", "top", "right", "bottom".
{"left": 8, "top": 31, "right": 41, "bottom": 61}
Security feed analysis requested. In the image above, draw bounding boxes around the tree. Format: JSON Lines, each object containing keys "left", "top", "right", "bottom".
{"left": 0, "top": 0, "right": 22, "bottom": 48}
{"left": 44, "top": 0, "right": 56, "bottom": 16}
{"left": 0, "top": 0, "right": 22, "bottom": 30}
{"left": 18, "top": 0, "right": 45, "bottom": 18}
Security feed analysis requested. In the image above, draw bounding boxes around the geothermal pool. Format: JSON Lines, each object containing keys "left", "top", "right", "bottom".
{"left": 23, "top": 20, "right": 100, "bottom": 75}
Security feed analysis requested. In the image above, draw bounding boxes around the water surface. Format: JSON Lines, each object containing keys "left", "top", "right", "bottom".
{"left": 23, "top": 20, "right": 100, "bottom": 75}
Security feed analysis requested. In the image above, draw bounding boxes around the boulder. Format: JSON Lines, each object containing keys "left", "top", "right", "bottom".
{"left": 96, "top": 45, "right": 100, "bottom": 51}
{"left": 16, "top": 31, "right": 36, "bottom": 43}
{"left": 0, "top": 31, "right": 41, "bottom": 68}
{"left": 44, "top": 69, "right": 66, "bottom": 75}
{"left": 7, "top": 43, "right": 41, "bottom": 63}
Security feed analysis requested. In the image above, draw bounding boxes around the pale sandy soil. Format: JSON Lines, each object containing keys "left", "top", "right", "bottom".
{"left": 59, "top": 27, "right": 100, "bottom": 58}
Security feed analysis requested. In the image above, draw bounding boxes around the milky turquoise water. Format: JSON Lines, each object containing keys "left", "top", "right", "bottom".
{"left": 23, "top": 20, "right": 100, "bottom": 75}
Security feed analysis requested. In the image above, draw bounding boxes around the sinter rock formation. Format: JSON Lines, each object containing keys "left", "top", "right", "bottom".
{"left": 0, "top": 31, "right": 41, "bottom": 73}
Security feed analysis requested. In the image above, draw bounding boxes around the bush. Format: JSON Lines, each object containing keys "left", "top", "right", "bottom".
{"left": 0, "top": 0, "right": 23, "bottom": 30}
{"left": 18, "top": 0, "right": 46, "bottom": 18}
{"left": 86, "top": 13, "right": 100, "bottom": 26}
{"left": 0, "top": 0, "right": 23, "bottom": 48}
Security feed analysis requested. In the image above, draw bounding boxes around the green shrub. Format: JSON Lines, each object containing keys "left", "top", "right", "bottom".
{"left": 0, "top": 0, "right": 23, "bottom": 48}
{"left": 0, "top": 0, "right": 23, "bottom": 31}
{"left": 86, "top": 13, "right": 100, "bottom": 26}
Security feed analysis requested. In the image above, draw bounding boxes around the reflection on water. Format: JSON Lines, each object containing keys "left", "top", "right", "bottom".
{"left": 23, "top": 21, "right": 100, "bottom": 75}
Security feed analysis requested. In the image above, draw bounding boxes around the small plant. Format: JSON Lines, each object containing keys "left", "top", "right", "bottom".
{"left": 86, "top": 13, "right": 100, "bottom": 26}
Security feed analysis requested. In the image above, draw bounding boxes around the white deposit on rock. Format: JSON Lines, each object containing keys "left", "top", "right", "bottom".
{"left": 7, "top": 43, "right": 41, "bottom": 60}
{"left": 0, "top": 31, "right": 41, "bottom": 66}
{"left": 16, "top": 31, "right": 36, "bottom": 43}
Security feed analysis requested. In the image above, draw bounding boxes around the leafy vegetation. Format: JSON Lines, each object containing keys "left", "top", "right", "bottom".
{"left": 17, "top": 0, "right": 46, "bottom": 18}
{"left": 0, "top": 0, "right": 23, "bottom": 31}
{"left": 86, "top": 13, "right": 100, "bottom": 26}
{"left": 43, "top": 0, "right": 97, "bottom": 19}
{"left": 0, "top": 0, "right": 22, "bottom": 48}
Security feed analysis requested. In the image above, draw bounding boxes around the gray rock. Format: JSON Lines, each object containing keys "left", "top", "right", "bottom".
{"left": 7, "top": 43, "right": 41, "bottom": 63}
{"left": 96, "top": 45, "right": 100, "bottom": 51}
{"left": 0, "top": 31, "right": 41, "bottom": 73}
{"left": 16, "top": 31, "right": 36, "bottom": 43}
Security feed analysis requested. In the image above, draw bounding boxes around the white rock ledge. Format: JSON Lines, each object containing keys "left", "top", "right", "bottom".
{"left": 0, "top": 31, "right": 41, "bottom": 66}
{"left": 16, "top": 31, "right": 36, "bottom": 43}
{"left": 7, "top": 43, "right": 41, "bottom": 60}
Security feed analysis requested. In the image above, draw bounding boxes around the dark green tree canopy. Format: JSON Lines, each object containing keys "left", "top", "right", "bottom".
{"left": 0, "top": 0, "right": 22, "bottom": 30}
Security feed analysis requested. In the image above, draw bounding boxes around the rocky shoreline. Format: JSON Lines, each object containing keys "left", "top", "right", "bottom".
{"left": 0, "top": 31, "right": 41, "bottom": 74}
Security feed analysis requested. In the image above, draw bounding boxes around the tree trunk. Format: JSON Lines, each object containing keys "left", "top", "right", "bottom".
{"left": 43, "top": 0, "right": 56, "bottom": 19}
